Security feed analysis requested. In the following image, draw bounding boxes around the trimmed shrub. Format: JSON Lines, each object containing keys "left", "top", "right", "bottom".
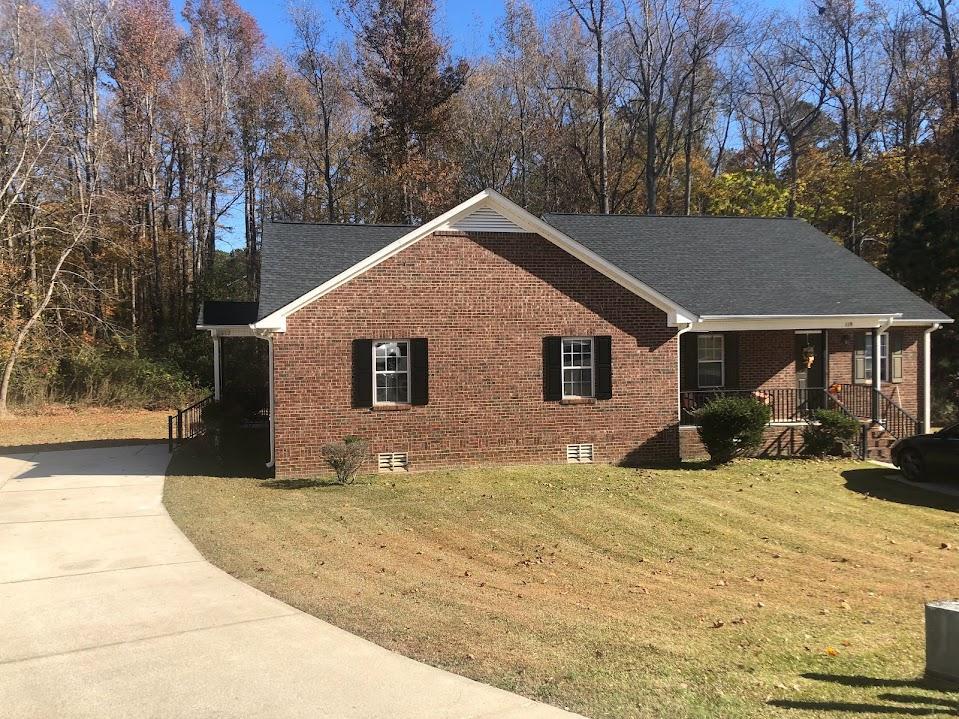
{"left": 321, "top": 436, "right": 370, "bottom": 484}
{"left": 696, "top": 396, "right": 771, "bottom": 464}
{"left": 803, "top": 409, "right": 862, "bottom": 457}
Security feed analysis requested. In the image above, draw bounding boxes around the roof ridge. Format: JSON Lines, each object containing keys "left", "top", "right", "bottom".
{"left": 266, "top": 219, "right": 418, "bottom": 228}
{"left": 542, "top": 212, "right": 805, "bottom": 221}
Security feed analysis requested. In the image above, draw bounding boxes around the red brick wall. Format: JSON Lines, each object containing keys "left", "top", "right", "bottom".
{"left": 738, "top": 330, "right": 797, "bottom": 389}
{"left": 825, "top": 328, "right": 922, "bottom": 416}
{"left": 272, "top": 230, "right": 680, "bottom": 477}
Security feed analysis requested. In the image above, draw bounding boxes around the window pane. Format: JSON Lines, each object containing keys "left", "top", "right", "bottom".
{"left": 697, "top": 335, "right": 723, "bottom": 361}
{"left": 698, "top": 361, "right": 723, "bottom": 387}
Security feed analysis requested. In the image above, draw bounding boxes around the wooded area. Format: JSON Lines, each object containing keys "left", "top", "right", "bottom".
{"left": 1, "top": 0, "right": 956, "bottom": 418}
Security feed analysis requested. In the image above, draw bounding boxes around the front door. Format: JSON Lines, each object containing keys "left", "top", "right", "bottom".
{"left": 796, "top": 332, "right": 825, "bottom": 413}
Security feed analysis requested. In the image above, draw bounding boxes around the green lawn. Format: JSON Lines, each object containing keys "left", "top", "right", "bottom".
{"left": 165, "top": 437, "right": 959, "bottom": 719}
{"left": 0, "top": 406, "right": 168, "bottom": 451}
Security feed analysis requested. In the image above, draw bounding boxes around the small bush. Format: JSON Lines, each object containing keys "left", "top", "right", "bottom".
{"left": 696, "top": 396, "right": 771, "bottom": 464}
{"left": 803, "top": 409, "right": 861, "bottom": 456}
{"left": 321, "top": 436, "right": 370, "bottom": 484}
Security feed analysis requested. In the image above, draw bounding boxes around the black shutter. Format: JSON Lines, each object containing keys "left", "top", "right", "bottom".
{"left": 410, "top": 338, "right": 429, "bottom": 405}
{"left": 352, "top": 339, "right": 373, "bottom": 408}
{"left": 890, "top": 331, "right": 903, "bottom": 383}
{"left": 680, "top": 332, "right": 698, "bottom": 391}
{"left": 543, "top": 336, "right": 562, "bottom": 401}
{"left": 595, "top": 336, "right": 612, "bottom": 400}
{"left": 724, "top": 333, "right": 739, "bottom": 389}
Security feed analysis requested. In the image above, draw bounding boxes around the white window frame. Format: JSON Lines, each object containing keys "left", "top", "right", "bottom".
{"left": 561, "top": 337, "right": 595, "bottom": 399}
{"left": 864, "top": 333, "right": 890, "bottom": 383}
{"left": 697, "top": 334, "right": 725, "bottom": 389}
{"left": 372, "top": 339, "right": 410, "bottom": 405}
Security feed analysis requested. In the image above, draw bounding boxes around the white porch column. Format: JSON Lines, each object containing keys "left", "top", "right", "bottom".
{"left": 871, "top": 327, "right": 882, "bottom": 423}
{"left": 212, "top": 333, "right": 222, "bottom": 402}
{"left": 923, "top": 324, "right": 941, "bottom": 433}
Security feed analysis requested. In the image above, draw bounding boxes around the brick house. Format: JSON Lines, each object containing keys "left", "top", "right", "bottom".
{"left": 197, "top": 190, "right": 952, "bottom": 477}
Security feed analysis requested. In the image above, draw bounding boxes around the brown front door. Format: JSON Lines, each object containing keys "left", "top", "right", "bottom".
{"left": 796, "top": 332, "right": 825, "bottom": 412}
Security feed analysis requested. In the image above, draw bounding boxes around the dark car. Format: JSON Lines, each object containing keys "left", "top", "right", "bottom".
{"left": 891, "top": 422, "right": 959, "bottom": 482}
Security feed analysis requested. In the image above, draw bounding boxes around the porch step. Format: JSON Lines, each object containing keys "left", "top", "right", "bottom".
{"left": 863, "top": 424, "right": 897, "bottom": 461}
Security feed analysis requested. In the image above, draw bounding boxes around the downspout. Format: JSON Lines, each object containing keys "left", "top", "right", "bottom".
{"left": 251, "top": 326, "right": 276, "bottom": 469}
{"left": 676, "top": 323, "right": 693, "bottom": 430}
{"left": 267, "top": 334, "right": 275, "bottom": 469}
{"left": 923, "top": 323, "right": 942, "bottom": 434}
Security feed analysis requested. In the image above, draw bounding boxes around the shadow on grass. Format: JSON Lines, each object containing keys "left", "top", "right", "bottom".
{"left": 767, "top": 699, "right": 955, "bottom": 715}
{"left": 802, "top": 673, "right": 959, "bottom": 693}
{"left": 769, "top": 673, "right": 959, "bottom": 716}
{"left": 842, "top": 468, "right": 959, "bottom": 512}
{"left": 0, "top": 438, "right": 165, "bottom": 455}
{"left": 262, "top": 478, "right": 341, "bottom": 489}
{"left": 166, "top": 427, "right": 272, "bottom": 480}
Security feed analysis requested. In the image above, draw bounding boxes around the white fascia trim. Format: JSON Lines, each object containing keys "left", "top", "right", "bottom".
{"left": 251, "top": 189, "right": 698, "bottom": 330}
{"left": 890, "top": 318, "right": 955, "bottom": 326}
{"left": 196, "top": 324, "right": 260, "bottom": 337}
{"left": 691, "top": 314, "right": 902, "bottom": 332}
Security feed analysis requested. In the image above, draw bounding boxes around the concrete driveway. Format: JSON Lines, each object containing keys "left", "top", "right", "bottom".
{"left": 0, "top": 443, "right": 583, "bottom": 719}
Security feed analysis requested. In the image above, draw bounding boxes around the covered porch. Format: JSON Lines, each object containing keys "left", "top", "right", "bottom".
{"left": 676, "top": 316, "right": 939, "bottom": 448}
{"left": 193, "top": 301, "right": 273, "bottom": 463}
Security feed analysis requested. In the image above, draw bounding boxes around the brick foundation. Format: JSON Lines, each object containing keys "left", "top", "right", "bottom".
{"left": 679, "top": 424, "right": 807, "bottom": 460}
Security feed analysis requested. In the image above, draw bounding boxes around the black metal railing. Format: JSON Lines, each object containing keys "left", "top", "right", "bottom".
{"left": 824, "top": 389, "right": 868, "bottom": 459}
{"left": 831, "top": 383, "right": 921, "bottom": 440}
{"left": 680, "top": 388, "right": 834, "bottom": 425}
{"left": 168, "top": 395, "right": 214, "bottom": 452}
{"left": 831, "top": 383, "right": 873, "bottom": 419}
{"left": 874, "top": 391, "right": 922, "bottom": 440}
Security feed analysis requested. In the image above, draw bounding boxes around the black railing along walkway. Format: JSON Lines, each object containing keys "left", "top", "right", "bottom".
{"left": 168, "top": 395, "right": 214, "bottom": 452}
{"left": 874, "top": 391, "right": 922, "bottom": 440}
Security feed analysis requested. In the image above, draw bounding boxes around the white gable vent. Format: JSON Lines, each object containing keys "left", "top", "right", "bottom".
{"left": 449, "top": 207, "right": 525, "bottom": 233}
{"left": 377, "top": 452, "right": 409, "bottom": 472}
{"left": 566, "top": 443, "right": 594, "bottom": 464}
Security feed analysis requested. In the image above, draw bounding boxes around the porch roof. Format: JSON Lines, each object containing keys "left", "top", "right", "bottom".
{"left": 542, "top": 214, "right": 950, "bottom": 323}
{"left": 197, "top": 300, "right": 259, "bottom": 333}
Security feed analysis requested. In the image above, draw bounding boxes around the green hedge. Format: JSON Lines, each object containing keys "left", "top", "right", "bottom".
{"left": 802, "top": 409, "right": 862, "bottom": 456}
{"left": 696, "top": 397, "right": 772, "bottom": 464}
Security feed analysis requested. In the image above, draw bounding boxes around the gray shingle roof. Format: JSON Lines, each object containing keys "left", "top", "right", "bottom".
{"left": 255, "top": 215, "right": 950, "bottom": 324}
{"left": 543, "top": 213, "right": 950, "bottom": 321}
{"left": 258, "top": 221, "right": 416, "bottom": 320}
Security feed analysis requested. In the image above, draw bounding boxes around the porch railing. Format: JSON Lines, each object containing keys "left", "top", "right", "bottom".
{"left": 831, "top": 383, "right": 921, "bottom": 440}
{"left": 680, "top": 387, "right": 835, "bottom": 425}
{"left": 874, "top": 391, "right": 922, "bottom": 440}
{"left": 168, "top": 394, "right": 214, "bottom": 452}
{"left": 830, "top": 383, "right": 872, "bottom": 419}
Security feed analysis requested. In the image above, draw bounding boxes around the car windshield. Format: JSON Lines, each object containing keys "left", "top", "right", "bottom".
{"left": 937, "top": 423, "right": 959, "bottom": 439}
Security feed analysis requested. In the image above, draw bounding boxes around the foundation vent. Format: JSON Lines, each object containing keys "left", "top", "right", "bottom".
{"left": 377, "top": 452, "right": 409, "bottom": 472}
{"left": 566, "top": 443, "right": 594, "bottom": 464}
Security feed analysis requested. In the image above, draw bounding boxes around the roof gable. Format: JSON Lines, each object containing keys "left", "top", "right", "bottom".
{"left": 254, "top": 190, "right": 696, "bottom": 330}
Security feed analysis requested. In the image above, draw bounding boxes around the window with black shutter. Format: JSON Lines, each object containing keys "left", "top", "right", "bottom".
{"left": 543, "top": 336, "right": 612, "bottom": 401}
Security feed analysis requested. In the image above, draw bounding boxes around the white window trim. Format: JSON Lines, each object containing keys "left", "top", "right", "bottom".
{"left": 697, "top": 334, "right": 725, "bottom": 389}
{"left": 864, "top": 333, "right": 890, "bottom": 383}
{"left": 372, "top": 339, "right": 410, "bottom": 405}
{"left": 561, "top": 337, "right": 595, "bottom": 399}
